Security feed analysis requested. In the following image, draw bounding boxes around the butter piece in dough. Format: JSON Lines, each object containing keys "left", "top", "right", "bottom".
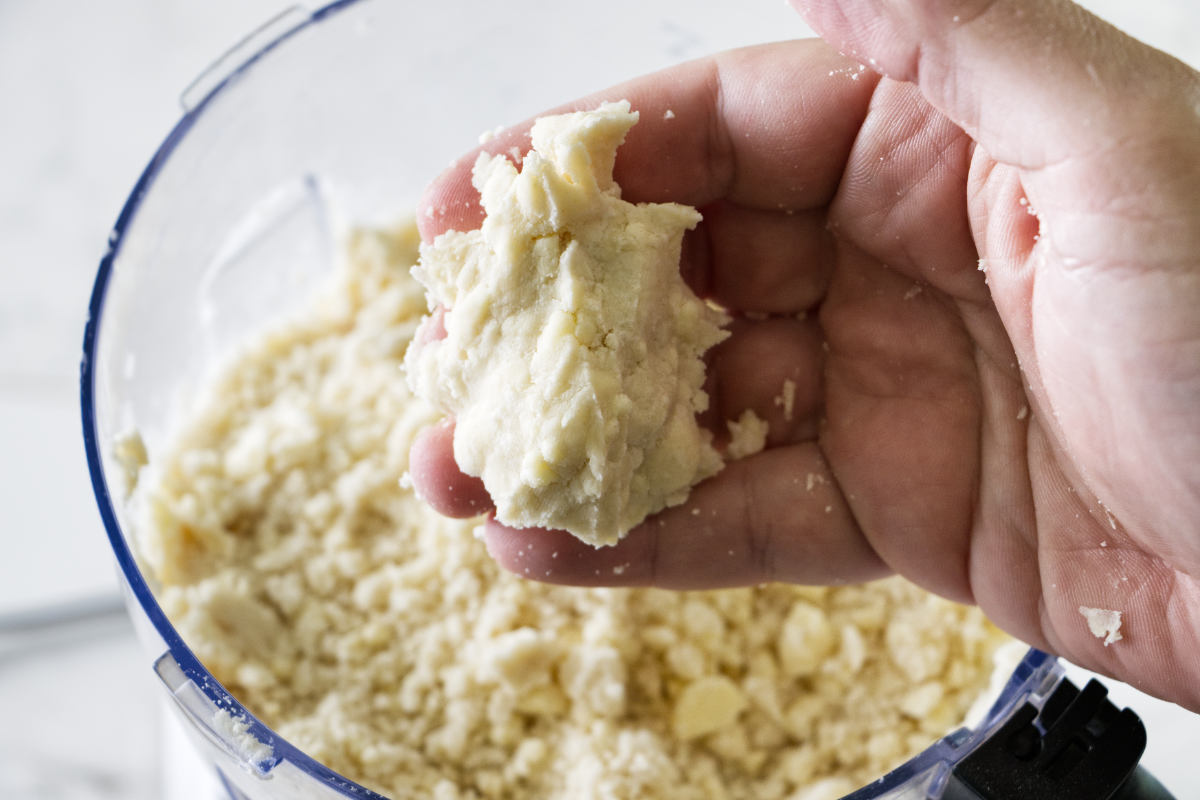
{"left": 406, "top": 101, "right": 730, "bottom": 546}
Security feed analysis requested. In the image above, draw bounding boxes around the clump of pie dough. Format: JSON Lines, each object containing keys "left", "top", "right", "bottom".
{"left": 406, "top": 100, "right": 730, "bottom": 546}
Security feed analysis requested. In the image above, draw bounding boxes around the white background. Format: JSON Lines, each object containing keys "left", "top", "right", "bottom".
{"left": 1, "top": 1, "right": 1197, "bottom": 798}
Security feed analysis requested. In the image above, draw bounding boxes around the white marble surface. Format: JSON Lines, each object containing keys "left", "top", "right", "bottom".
{"left": 1, "top": 1, "right": 1197, "bottom": 799}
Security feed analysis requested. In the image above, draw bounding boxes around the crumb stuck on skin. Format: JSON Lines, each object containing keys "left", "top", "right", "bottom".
{"left": 1079, "top": 606, "right": 1124, "bottom": 646}
{"left": 726, "top": 409, "right": 769, "bottom": 460}
{"left": 774, "top": 378, "right": 797, "bottom": 422}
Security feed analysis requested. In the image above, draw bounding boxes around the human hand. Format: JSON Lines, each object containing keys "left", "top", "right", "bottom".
{"left": 410, "top": 0, "right": 1200, "bottom": 710}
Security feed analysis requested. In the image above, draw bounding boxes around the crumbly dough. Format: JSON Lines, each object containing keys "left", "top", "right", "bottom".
{"left": 133, "top": 222, "right": 1012, "bottom": 800}
{"left": 405, "top": 101, "right": 729, "bottom": 546}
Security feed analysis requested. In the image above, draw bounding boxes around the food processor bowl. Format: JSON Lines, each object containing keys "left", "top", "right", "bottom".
{"left": 80, "top": 2, "right": 1176, "bottom": 798}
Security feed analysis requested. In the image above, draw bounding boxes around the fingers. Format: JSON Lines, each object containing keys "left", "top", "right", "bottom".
{"left": 409, "top": 419, "right": 492, "bottom": 518}
{"left": 417, "top": 39, "right": 879, "bottom": 242}
{"left": 485, "top": 445, "right": 890, "bottom": 589}
{"left": 790, "top": 0, "right": 1195, "bottom": 169}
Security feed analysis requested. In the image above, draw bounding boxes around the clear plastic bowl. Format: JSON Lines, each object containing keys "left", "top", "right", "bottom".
{"left": 80, "top": 2, "right": 1083, "bottom": 798}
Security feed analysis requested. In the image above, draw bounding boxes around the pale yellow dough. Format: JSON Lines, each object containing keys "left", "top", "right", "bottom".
{"left": 132, "top": 221, "right": 1014, "bottom": 800}
{"left": 405, "top": 101, "right": 729, "bottom": 546}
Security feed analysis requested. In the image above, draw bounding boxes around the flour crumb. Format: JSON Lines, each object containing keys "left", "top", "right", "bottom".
{"left": 663, "top": 109, "right": 676, "bottom": 120}
{"left": 211, "top": 709, "right": 273, "bottom": 767}
{"left": 1016, "top": 405, "right": 1029, "bottom": 421}
{"left": 774, "top": 378, "right": 798, "bottom": 421}
{"left": 1079, "top": 606, "right": 1123, "bottom": 646}
{"left": 1099, "top": 502, "right": 1118, "bottom": 530}
{"left": 903, "top": 284, "right": 923, "bottom": 301}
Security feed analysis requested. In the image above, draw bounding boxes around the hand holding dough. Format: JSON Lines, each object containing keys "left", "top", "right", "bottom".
{"left": 408, "top": 0, "right": 1200, "bottom": 713}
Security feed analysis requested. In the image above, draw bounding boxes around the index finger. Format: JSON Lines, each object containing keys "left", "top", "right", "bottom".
{"left": 418, "top": 38, "right": 879, "bottom": 242}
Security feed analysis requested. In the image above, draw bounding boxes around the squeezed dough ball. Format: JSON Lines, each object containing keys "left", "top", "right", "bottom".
{"left": 406, "top": 101, "right": 730, "bottom": 546}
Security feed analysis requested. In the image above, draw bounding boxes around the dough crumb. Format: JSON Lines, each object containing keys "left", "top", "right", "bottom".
{"left": 407, "top": 101, "right": 729, "bottom": 546}
{"left": 774, "top": 378, "right": 797, "bottom": 421}
{"left": 672, "top": 675, "right": 747, "bottom": 740}
{"left": 726, "top": 409, "right": 769, "bottom": 460}
{"left": 111, "top": 429, "right": 148, "bottom": 499}
{"left": 477, "top": 124, "right": 505, "bottom": 144}
{"left": 1079, "top": 606, "right": 1124, "bottom": 646}
{"left": 663, "top": 108, "right": 676, "bottom": 120}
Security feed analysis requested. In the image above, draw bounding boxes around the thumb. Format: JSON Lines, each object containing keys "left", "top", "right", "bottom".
{"left": 790, "top": 0, "right": 1197, "bottom": 169}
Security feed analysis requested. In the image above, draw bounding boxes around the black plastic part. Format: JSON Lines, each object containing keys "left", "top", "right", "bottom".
{"left": 943, "top": 678, "right": 1177, "bottom": 800}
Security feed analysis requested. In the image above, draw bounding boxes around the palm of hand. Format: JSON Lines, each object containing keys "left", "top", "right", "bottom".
{"left": 814, "top": 71, "right": 1200, "bottom": 687}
